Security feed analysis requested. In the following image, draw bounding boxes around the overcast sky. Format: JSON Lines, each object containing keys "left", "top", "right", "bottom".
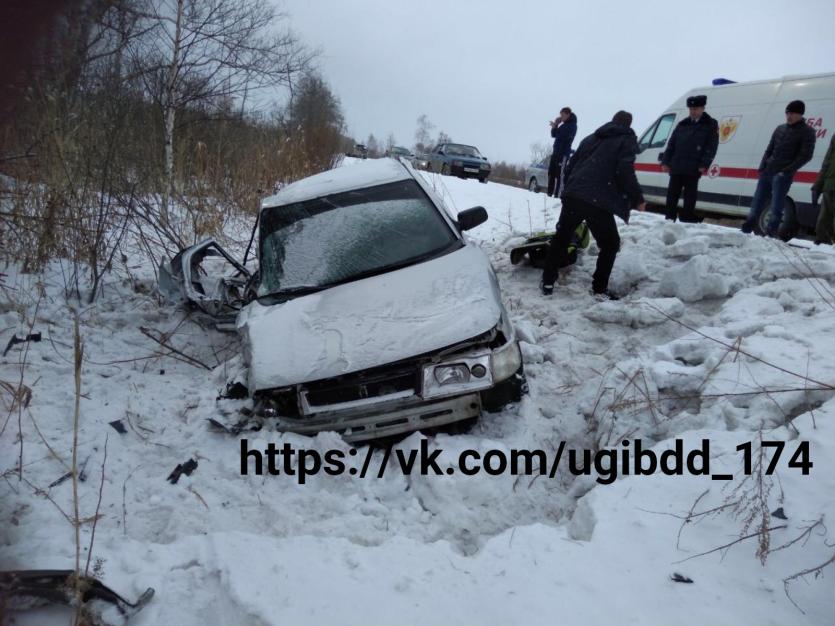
{"left": 279, "top": 0, "right": 835, "bottom": 164}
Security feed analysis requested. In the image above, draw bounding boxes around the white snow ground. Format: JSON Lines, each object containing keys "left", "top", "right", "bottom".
{"left": 2, "top": 162, "right": 835, "bottom": 625}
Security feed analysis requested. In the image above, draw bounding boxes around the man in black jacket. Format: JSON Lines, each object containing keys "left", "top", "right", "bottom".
{"left": 662, "top": 95, "right": 719, "bottom": 222}
{"left": 741, "top": 100, "right": 816, "bottom": 239}
{"left": 541, "top": 111, "right": 646, "bottom": 299}
{"left": 547, "top": 107, "right": 577, "bottom": 196}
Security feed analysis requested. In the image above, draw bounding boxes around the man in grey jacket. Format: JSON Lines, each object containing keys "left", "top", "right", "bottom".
{"left": 741, "top": 100, "right": 816, "bottom": 239}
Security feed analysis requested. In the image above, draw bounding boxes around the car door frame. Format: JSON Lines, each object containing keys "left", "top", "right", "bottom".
{"left": 635, "top": 112, "right": 679, "bottom": 204}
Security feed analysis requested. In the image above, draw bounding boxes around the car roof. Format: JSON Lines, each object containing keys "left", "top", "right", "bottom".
{"left": 687, "top": 71, "right": 835, "bottom": 91}
{"left": 261, "top": 158, "right": 413, "bottom": 209}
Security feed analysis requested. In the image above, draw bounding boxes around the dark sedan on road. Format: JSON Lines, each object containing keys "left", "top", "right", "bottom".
{"left": 426, "top": 143, "right": 491, "bottom": 183}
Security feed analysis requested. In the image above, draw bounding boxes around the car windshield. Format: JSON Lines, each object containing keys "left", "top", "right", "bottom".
{"left": 392, "top": 147, "right": 410, "bottom": 155}
{"left": 257, "top": 179, "right": 459, "bottom": 299}
{"left": 445, "top": 144, "right": 481, "bottom": 158}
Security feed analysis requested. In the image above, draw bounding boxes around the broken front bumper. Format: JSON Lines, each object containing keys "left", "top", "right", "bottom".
{"left": 272, "top": 393, "right": 482, "bottom": 443}
{"left": 248, "top": 331, "right": 523, "bottom": 442}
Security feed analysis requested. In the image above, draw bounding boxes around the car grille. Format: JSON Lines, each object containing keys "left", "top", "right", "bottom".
{"left": 255, "top": 328, "right": 499, "bottom": 419}
{"left": 301, "top": 361, "right": 421, "bottom": 412}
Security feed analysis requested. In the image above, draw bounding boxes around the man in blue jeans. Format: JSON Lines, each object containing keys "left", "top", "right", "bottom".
{"left": 741, "top": 100, "right": 816, "bottom": 239}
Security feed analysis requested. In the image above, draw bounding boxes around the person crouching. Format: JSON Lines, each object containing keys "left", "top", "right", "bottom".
{"left": 540, "top": 110, "right": 646, "bottom": 300}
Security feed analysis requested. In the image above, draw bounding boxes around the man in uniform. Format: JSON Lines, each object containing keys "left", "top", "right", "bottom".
{"left": 661, "top": 94, "right": 719, "bottom": 223}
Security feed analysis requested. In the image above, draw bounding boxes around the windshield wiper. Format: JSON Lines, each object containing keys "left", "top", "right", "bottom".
{"left": 257, "top": 285, "right": 327, "bottom": 303}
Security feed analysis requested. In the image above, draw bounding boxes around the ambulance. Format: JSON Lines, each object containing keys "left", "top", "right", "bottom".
{"left": 634, "top": 72, "right": 834, "bottom": 235}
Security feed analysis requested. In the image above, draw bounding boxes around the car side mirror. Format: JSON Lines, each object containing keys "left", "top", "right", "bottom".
{"left": 657, "top": 151, "right": 665, "bottom": 162}
{"left": 457, "top": 206, "right": 488, "bottom": 231}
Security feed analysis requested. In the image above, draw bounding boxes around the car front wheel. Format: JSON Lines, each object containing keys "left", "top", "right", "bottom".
{"left": 480, "top": 364, "right": 527, "bottom": 413}
{"left": 442, "top": 163, "right": 450, "bottom": 175}
{"left": 529, "top": 177, "right": 539, "bottom": 193}
{"left": 479, "top": 177, "right": 487, "bottom": 184}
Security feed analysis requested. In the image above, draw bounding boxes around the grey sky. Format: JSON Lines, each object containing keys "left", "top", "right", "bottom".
{"left": 279, "top": 0, "right": 835, "bottom": 165}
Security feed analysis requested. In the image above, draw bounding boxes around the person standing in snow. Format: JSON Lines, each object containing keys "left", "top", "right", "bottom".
{"left": 812, "top": 134, "right": 835, "bottom": 245}
{"left": 741, "top": 100, "right": 816, "bottom": 239}
{"left": 661, "top": 94, "right": 719, "bottom": 223}
{"left": 541, "top": 110, "right": 646, "bottom": 299}
{"left": 547, "top": 107, "right": 577, "bottom": 197}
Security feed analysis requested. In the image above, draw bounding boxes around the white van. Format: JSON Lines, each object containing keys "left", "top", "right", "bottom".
{"left": 634, "top": 72, "right": 834, "bottom": 234}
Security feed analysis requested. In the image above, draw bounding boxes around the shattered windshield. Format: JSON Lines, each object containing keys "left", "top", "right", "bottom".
{"left": 257, "top": 179, "right": 459, "bottom": 298}
{"left": 445, "top": 144, "right": 481, "bottom": 158}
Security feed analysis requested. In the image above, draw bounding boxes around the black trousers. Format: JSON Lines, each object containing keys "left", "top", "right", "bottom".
{"left": 664, "top": 173, "right": 701, "bottom": 222}
{"left": 547, "top": 153, "right": 565, "bottom": 197}
{"left": 542, "top": 196, "right": 620, "bottom": 293}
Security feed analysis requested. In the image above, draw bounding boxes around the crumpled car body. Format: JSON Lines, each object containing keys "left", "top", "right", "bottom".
{"left": 159, "top": 158, "right": 524, "bottom": 442}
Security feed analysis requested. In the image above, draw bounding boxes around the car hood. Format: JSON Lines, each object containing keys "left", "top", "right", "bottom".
{"left": 448, "top": 156, "right": 488, "bottom": 165}
{"left": 239, "top": 244, "right": 504, "bottom": 390}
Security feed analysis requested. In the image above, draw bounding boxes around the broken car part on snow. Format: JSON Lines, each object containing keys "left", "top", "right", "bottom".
{"left": 159, "top": 159, "right": 526, "bottom": 442}
{"left": 0, "top": 569, "right": 154, "bottom": 625}
{"left": 2, "top": 331, "right": 42, "bottom": 357}
{"left": 167, "top": 458, "right": 198, "bottom": 484}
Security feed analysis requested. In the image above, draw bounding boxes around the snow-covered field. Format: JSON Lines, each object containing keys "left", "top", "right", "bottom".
{"left": 2, "top": 162, "right": 835, "bottom": 625}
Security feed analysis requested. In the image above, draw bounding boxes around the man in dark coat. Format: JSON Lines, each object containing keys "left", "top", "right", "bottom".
{"left": 661, "top": 94, "right": 719, "bottom": 222}
{"left": 541, "top": 111, "right": 646, "bottom": 299}
{"left": 742, "top": 100, "right": 816, "bottom": 239}
{"left": 547, "top": 107, "right": 577, "bottom": 197}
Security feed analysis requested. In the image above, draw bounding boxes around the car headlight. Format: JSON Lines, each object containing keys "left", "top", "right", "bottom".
{"left": 434, "top": 363, "right": 470, "bottom": 386}
{"left": 491, "top": 340, "right": 521, "bottom": 382}
{"left": 453, "top": 160, "right": 463, "bottom": 167}
{"left": 480, "top": 163, "right": 490, "bottom": 169}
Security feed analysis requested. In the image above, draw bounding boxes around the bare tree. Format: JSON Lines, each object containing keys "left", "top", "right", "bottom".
{"left": 366, "top": 133, "right": 380, "bottom": 158}
{"left": 436, "top": 130, "right": 452, "bottom": 145}
{"left": 277, "top": 72, "right": 345, "bottom": 180}
{"left": 133, "top": 0, "right": 313, "bottom": 222}
{"left": 530, "top": 141, "right": 551, "bottom": 165}
{"left": 414, "top": 113, "right": 434, "bottom": 154}
{"left": 385, "top": 132, "right": 397, "bottom": 153}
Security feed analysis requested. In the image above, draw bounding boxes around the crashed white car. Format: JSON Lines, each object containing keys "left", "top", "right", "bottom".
{"left": 160, "top": 159, "right": 525, "bottom": 442}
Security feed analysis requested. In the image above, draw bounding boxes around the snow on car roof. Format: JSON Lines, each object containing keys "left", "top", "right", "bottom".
{"left": 261, "top": 158, "right": 412, "bottom": 209}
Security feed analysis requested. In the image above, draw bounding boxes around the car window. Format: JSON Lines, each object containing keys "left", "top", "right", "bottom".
{"left": 649, "top": 114, "right": 676, "bottom": 149}
{"left": 445, "top": 144, "right": 480, "bottom": 158}
{"left": 258, "top": 180, "right": 459, "bottom": 296}
{"left": 638, "top": 120, "right": 658, "bottom": 151}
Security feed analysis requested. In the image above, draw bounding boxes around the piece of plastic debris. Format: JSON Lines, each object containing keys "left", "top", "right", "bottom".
{"left": 771, "top": 507, "right": 788, "bottom": 520}
{"left": 670, "top": 573, "right": 694, "bottom": 584}
{"left": 109, "top": 420, "right": 127, "bottom": 434}
{"left": 167, "top": 458, "right": 198, "bottom": 484}
{"left": 3, "top": 332, "right": 42, "bottom": 357}
{"left": 48, "top": 454, "right": 90, "bottom": 488}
